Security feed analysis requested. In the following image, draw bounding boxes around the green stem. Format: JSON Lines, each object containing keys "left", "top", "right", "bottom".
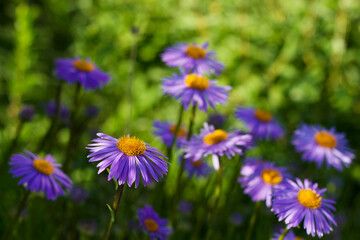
{"left": 101, "top": 184, "right": 125, "bottom": 240}
{"left": 278, "top": 228, "right": 290, "bottom": 240}
{"left": 1, "top": 190, "right": 31, "bottom": 240}
{"left": 166, "top": 105, "right": 184, "bottom": 162}
{"left": 245, "top": 201, "right": 261, "bottom": 240}
{"left": 206, "top": 156, "right": 223, "bottom": 240}
{"left": 224, "top": 155, "right": 243, "bottom": 208}
{"left": 170, "top": 104, "right": 197, "bottom": 226}
{"left": 36, "top": 81, "right": 63, "bottom": 152}
{"left": 63, "top": 83, "right": 81, "bottom": 172}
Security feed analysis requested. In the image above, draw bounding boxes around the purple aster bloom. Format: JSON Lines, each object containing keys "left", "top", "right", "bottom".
{"left": 161, "top": 71, "right": 231, "bottom": 112}
{"left": 178, "top": 200, "right": 193, "bottom": 215}
{"left": 70, "top": 186, "right": 88, "bottom": 203}
{"left": 153, "top": 120, "right": 187, "bottom": 148}
{"left": 239, "top": 161, "right": 290, "bottom": 207}
{"left": 19, "top": 105, "right": 35, "bottom": 122}
{"left": 9, "top": 150, "right": 72, "bottom": 200}
{"left": 55, "top": 57, "right": 110, "bottom": 90}
{"left": 235, "top": 107, "right": 284, "bottom": 140}
{"left": 184, "top": 123, "right": 252, "bottom": 170}
{"left": 271, "top": 178, "right": 337, "bottom": 238}
{"left": 84, "top": 105, "right": 100, "bottom": 119}
{"left": 292, "top": 124, "right": 354, "bottom": 171}
{"left": 86, "top": 134, "right": 169, "bottom": 188}
{"left": 138, "top": 205, "right": 173, "bottom": 240}
{"left": 271, "top": 229, "right": 301, "bottom": 240}
{"left": 229, "top": 212, "right": 244, "bottom": 226}
{"left": 208, "top": 113, "right": 226, "bottom": 129}
{"left": 183, "top": 156, "right": 212, "bottom": 178}
{"left": 161, "top": 42, "right": 224, "bottom": 75}
{"left": 45, "top": 101, "right": 70, "bottom": 123}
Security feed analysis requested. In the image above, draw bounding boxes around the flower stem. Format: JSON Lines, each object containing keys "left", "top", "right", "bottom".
{"left": 36, "top": 81, "right": 63, "bottom": 152}
{"left": 1, "top": 190, "right": 31, "bottom": 240}
{"left": 167, "top": 105, "right": 184, "bottom": 162}
{"left": 245, "top": 201, "right": 261, "bottom": 240}
{"left": 224, "top": 155, "right": 243, "bottom": 209}
{"left": 101, "top": 184, "right": 125, "bottom": 240}
{"left": 63, "top": 83, "right": 81, "bottom": 173}
{"left": 170, "top": 104, "right": 197, "bottom": 226}
{"left": 278, "top": 228, "right": 290, "bottom": 240}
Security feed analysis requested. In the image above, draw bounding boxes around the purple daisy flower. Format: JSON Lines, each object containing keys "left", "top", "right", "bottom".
{"left": 271, "top": 178, "right": 337, "bottom": 238}
{"left": 292, "top": 124, "right": 354, "bottom": 171}
{"left": 239, "top": 161, "right": 290, "bottom": 207}
{"left": 138, "top": 205, "right": 173, "bottom": 240}
{"left": 235, "top": 107, "right": 284, "bottom": 140}
{"left": 86, "top": 134, "right": 169, "bottom": 188}
{"left": 161, "top": 71, "right": 231, "bottom": 112}
{"left": 55, "top": 58, "right": 110, "bottom": 90}
{"left": 271, "top": 229, "right": 302, "bottom": 240}
{"left": 183, "top": 156, "right": 212, "bottom": 178}
{"left": 184, "top": 123, "right": 252, "bottom": 170}
{"left": 44, "top": 101, "right": 70, "bottom": 123}
{"left": 9, "top": 150, "right": 72, "bottom": 200}
{"left": 161, "top": 42, "right": 224, "bottom": 75}
{"left": 153, "top": 120, "right": 187, "bottom": 148}
{"left": 19, "top": 105, "right": 35, "bottom": 122}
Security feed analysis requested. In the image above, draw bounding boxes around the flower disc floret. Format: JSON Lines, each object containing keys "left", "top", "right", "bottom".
{"left": 315, "top": 132, "right": 337, "bottom": 149}
{"left": 33, "top": 159, "right": 54, "bottom": 175}
{"left": 297, "top": 188, "right": 322, "bottom": 209}
{"left": 169, "top": 125, "right": 187, "bottom": 137}
{"left": 203, "top": 129, "right": 228, "bottom": 145}
{"left": 185, "top": 74, "right": 210, "bottom": 90}
{"left": 144, "top": 219, "right": 159, "bottom": 232}
{"left": 116, "top": 136, "right": 146, "bottom": 156}
{"left": 254, "top": 109, "right": 273, "bottom": 122}
{"left": 261, "top": 169, "right": 282, "bottom": 185}
{"left": 185, "top": 45, "right": 207, "bottom": 59}
{"left": 73, "top": 60, "right": 94, "bottom": 72}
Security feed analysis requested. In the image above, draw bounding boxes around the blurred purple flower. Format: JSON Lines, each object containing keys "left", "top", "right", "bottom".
{"left": 19, "top": 105, "right": 35, "bottom": 122}
{"left": 70, "top": 186, "right": 88, "bottom": 203}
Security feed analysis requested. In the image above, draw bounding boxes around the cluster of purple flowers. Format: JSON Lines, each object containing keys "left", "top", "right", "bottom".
{"left": 6, "top": 40, "right": 355, "bottom": 240}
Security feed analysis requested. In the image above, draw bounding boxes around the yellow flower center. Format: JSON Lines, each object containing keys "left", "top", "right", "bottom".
{"left": 261, "top": 169, "right": 282, "bottom": 185}
{"left": 169, "top": 125, "right": 187, "bottom": 137}
{"left": 185, "top": 74, "right": 210, "bottom": 91}
{"left": 144, "top": 219, "right": 159, "bottom": 232}
{"left": 315, "top": 131, "right": 337, "bottom": 149}
{"left": 116, "top": 136, "right": 146, "bottom": 156}
{"left": 254, "top": 109, "right": 273, "bottom": 122}
{"left": 185, "top": 45, "right": 206, "bottom": 59}
{"left": 73, "top": 60, "right": 94, "bottom": 72}
{"left": 33, "top": 159, "right": 54, "bottom": 175}
{"left": 297, "top": 188, "right": 322, "bottom": 209}
{"left": 191, "top": 160, "right": 203, "bottom": 168}
{"left": 203, "top": 129, "right": 228, "bottom": 145}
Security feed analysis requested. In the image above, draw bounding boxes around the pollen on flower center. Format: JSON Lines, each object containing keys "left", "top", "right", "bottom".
{"left": 185, "top": 74, "right": 210, "bottom": 91}
{"left": 297, "top": 188, "right": 322, "bottom": 209}
{"left": 169, "top": 125, "right": 187, "bottom": 137}
{"left": 254, "top": 109, "right": 273, "bottom": 122}
{"left": 33, "top": 159, "right": 54, "bottom": 175}
{"left": 315, "top": 131, "right": 337, "bottom": 149}
{"left": 185, "top": 45, "right": 206, "bottom": 59}
{"left": 203, "top": 129, "right": 228, "bottom": 145}
{"left": 191, "top": 160, "right": 203, "bottom": 168}
{"left": 261, "top": 169, "right": 282, "bottom": 185}
{"left": 117, "top": 136, "right": 146, "bottom": 156}
{"left": 73, "top": 60, "right": 94, "bottom": 72}
{"left": 144, "top": 218, "right": 159, "bottom": 232}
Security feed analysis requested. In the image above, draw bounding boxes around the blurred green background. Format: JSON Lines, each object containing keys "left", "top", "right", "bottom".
{"left": 1, "top": 0, "right": 360, "bottom": 239}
